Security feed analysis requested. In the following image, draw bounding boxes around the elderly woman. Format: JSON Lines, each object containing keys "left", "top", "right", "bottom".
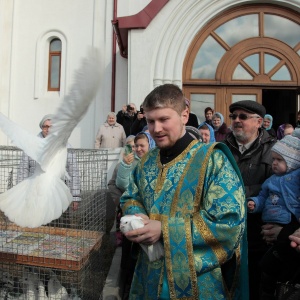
{"left": 262, "top": 114, "right": 276, "bottom": 138}
{"left": 95, "top": 112, "right": 126, "bottom": 149}
{"left": 212, "top": 112, "right": 231, "bottom": 142}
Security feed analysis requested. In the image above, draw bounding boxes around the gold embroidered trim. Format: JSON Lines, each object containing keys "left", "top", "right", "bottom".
{"left": 161, "top": 215, "right": 176, "bottom": 299}
{"left": 122, "top": 200, "right": 144, "bottom": 214}
{"left": 193, "top": 213, "right": 227, "bottom": 265}
{"left": 193, "top": 143, "right": 217, "bottom": 212}
{"left": 155, "top": 140, "right": 198, "bottom": 197}
{"left": 170, "top": 147, "right": 199, "bottom": 217}
{"left": 157, "top": 216, "right": 165, "bottom": 298}
{"left": 157, "top": 140, "right": 198, "bottom": 169}
{"left": 149, "top": 213, "right": 161, "bottom": 221}
{"left": 185, "top": 218, "right": 199, "bottom": 298}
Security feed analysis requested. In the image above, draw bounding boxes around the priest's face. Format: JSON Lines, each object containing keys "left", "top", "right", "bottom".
{"left": 145, "top": 107, "right": 188, "bottom": 149}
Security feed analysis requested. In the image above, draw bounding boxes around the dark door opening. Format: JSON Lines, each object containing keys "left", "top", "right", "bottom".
{"left": 262, "top": 89, "right": 297, "bottom": 132}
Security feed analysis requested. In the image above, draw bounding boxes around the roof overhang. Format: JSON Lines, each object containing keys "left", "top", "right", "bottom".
{"left": 112, "top": 0, "right": 169, "bottom": 58}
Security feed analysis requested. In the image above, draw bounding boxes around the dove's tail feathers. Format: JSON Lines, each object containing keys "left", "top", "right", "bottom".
{"left": 0, "top": 174, "right": 72, "bottom": 228}
{"left": 140, "top": 241, "right": 165, "bottom": 262}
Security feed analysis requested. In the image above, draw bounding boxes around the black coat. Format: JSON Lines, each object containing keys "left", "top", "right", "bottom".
{"left": 223, "top": 129, "right": 276, "bottom": 251}
{"left": 116, "top": 111, "right": 137, "bottom": 137}
{"left": 130, "top": 117, "right": 147, "bottom": 135}
{"left": 186, "top": 113, "right": 199, "bottom": 128}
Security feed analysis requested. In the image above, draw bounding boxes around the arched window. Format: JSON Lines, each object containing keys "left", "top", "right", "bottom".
{"left": 48, "top": 39, "right": 62, "bottom": 91}
{"left": 183, "top": 4, "right": 300, "bottom": 124}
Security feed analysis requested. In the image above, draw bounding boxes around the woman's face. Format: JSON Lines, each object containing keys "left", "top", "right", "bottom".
{"left": 135, "top": 137, "right": 149, "bottom": 158}
{"left": 107, "top": 115, "right": 116, "bottom": 125}
{"left": 42, "top": 119, "right": 52, "bottom": 137}
{"left": 212, "top": 117, "right": 221, "bottom": 128}
{"left": 205, "top": 111, "right": 213, "bottom": 120}
{"left": 199, "top": 129, "right": 210, "bottom": 143}
{"left": 263, "top": 118, "right": 271, "bottom": 129}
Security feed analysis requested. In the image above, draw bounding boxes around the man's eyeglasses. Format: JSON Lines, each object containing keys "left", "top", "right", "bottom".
{"left": 229, "top": 113, "right": 260, "bottom": 121}
{"left": 42, "top": 125, "right": 51, "bottom": 129}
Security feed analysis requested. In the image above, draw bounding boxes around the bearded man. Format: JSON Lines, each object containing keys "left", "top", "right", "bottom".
{"left": 223, "top": 100, "right": 276, "bottom": 300}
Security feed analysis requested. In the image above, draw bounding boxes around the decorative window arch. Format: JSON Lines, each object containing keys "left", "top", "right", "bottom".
{"left": 34, "top": 31, "right": 67, "bottom": 99}
{"left": 183, "top": 4, "right": 300, "bottom": 86}
{"left": 48, "top": 38, "right": 62, "bottom": 91}
{"left": 183, "top": 4, "right": 300, "bottom": 124}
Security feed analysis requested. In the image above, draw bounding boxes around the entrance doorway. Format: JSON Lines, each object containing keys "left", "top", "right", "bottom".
{"left": 262, "top": 90, "right": 297, "bottom": 131}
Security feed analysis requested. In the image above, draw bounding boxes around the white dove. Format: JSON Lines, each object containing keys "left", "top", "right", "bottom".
{"left": 37, "top": 281, "right": 48, "bottom": 300}
{"left": 0, "top": 48, "right": 101, "bottom": 228}
{"left": 19, "top": 271, "right": 38, "bottom": 300}
{"left": 47, "top": 273, "right": 68, "bottom": 300}
{"left": 120, "top": 215, "right": 164, "bottom": 262}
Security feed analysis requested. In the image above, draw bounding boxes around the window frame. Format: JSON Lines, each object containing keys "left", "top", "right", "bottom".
{"left": 47, "top": 39, "right": 62, "bottom": 91}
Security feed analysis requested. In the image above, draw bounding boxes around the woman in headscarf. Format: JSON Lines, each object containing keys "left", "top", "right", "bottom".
{"left": 116, "top": 131, "right": 156, "bottom": 298}
{"left": 198, "top": 122, "right": 215, "bottom": 143}
{"left": 262, "top": 114, "right": 276, "bottom": 138}
{"left": 94, "top": 112, "right": 126, "bottom": 148}
{"left": 212, "top": 112, "right": 231, "bottom": 142}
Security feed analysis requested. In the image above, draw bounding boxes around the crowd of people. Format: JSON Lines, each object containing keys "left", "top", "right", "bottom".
{"left": 15, "top": 85, "right": 300, "bottom": 299}
{"left": 102, "top": 86, "right": 300, "bottom": 300}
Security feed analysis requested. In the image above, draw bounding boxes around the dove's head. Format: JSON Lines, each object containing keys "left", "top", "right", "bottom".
{"left": 120, "top": 215, "right": 132, "bottom": 228}
{"left": 120, "top": 215, "right": 143, "bottom": 233}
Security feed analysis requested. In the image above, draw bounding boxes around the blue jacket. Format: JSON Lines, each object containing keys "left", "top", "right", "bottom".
{"left": 249, "top": 168, "right": 300, "bottom": 224}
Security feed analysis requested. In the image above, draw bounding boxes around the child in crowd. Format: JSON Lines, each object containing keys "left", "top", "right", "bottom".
{"left": 247, "top": 129, "right": 300, "bottom": 298}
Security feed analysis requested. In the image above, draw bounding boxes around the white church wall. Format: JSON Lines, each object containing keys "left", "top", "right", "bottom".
{"left": 117, "top": 0, "right": 151, "bottom": 17}
{"left": 0, "top": 0, "right": 115, "bottom": 149}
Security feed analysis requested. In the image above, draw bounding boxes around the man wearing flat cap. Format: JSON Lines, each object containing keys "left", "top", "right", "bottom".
{"left": 223, "top": 100, "right": 276, "bottom": 300}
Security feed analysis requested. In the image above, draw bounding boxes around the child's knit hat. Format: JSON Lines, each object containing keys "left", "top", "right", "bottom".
{"left": 272, "top": 132, "right": 300, "bottom": 172}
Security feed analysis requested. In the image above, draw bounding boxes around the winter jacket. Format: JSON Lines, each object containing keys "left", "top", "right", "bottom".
{"left": 223, "top": 128, "right": 276, "bottom": 251}
{"left": 186, "top": 112, "right": 199, "bottom": 128}
{"left": 94, "top": 122, "right": 126, "bottom": 149}
{"left": 130, "top": 117, "right": 147, "bottom": 135}
{"left": 116, "top": 155, "right": 140, "bottom": 192}
{"left": 116, "top": 111, "right": 137, "bottom": 136}
{"left": 214, "top": 122, "right": 231, "bottom": 142}
{"left": 249, "top": 168, "right": 300, "bottom": 224}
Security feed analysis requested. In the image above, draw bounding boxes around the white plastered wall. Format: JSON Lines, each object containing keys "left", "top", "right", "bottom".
{"left": 0, "top": 0, "right": 114, "bottom": 148}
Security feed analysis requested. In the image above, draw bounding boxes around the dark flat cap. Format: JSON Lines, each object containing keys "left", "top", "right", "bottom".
{"left": 229, "top": 100, "right": 266, "bottom": 118}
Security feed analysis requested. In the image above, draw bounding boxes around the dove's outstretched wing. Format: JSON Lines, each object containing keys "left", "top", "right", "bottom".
{"left": 40, "top": 47, "right": 101, "bottom": 171}
{"left": 0, "top": 47, "right": 102, "bottom": 228}
{"left": 0, "top": 113, "right": 45, "bottom": 164}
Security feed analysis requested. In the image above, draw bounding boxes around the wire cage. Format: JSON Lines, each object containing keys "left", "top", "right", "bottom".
{"left": 0, "top": 146, "right": 108, "bottom": 299}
